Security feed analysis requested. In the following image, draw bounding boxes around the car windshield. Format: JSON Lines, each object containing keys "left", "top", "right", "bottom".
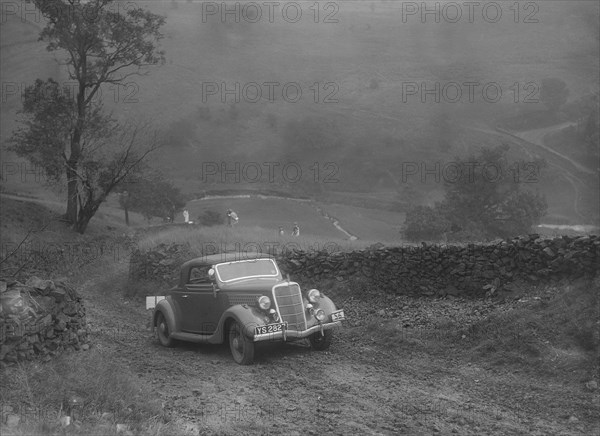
{"left": 215, "top": 258, "right": 280, "bottom": 282}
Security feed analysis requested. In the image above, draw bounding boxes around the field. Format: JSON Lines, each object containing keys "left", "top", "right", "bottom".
{"left": 0, "top": 3, "right": 599, "bottom": 432}
{"left": 1, "top": 0, "right": 599, "bottom": 226}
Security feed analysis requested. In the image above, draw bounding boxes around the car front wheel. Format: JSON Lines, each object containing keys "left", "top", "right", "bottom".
{"left": 229, "top": 321, "right": 255, "bottom": 365}
{"left": 156, "top": 312, "right": 174, "bottom": 347}
{"left": 309, "top": 330, "right": 332, "bottom": 351}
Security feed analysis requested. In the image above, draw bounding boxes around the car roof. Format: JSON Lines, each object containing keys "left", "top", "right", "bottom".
{"left": 182, "top": 252, "right": 274, "bottom": 268}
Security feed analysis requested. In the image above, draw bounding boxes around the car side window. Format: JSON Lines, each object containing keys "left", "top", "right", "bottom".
{"left": 188, "top": 266, "right": 211, "bottom": 284}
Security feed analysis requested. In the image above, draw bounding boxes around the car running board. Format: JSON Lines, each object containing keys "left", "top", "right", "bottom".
{"left": 170, "top": 332, "right": 213, "bottom": 343}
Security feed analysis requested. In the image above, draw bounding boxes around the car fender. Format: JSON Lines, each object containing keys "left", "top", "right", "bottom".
{"left": 318, "top": 294, "right": 338, "bottom": 315}
{"left": 212, "top": 305, "right": 265, "bottom": 343}
{"left": 153, "top": 297, "right": 180, "bottom": 334}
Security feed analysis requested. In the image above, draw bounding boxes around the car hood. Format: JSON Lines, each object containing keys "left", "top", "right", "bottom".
{"left": 219, "top": 278, "right": 292, "bottom": 292}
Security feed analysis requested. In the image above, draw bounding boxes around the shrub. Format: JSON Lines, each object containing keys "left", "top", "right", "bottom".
{"left": 403, "top": 205, "right": 449, "bottom": 241}
{"left": 197, "top": 210, "right": 225, "bottom": 226}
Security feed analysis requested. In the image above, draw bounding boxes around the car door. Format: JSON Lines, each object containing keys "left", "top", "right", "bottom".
{"left": 176, "top": 265, "right": 223, "bottom": 334}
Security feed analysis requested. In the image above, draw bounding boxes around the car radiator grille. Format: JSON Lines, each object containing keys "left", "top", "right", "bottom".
{"left": 228, "top": 294, "right": 262, "bottom": 306}
{"left": 273, "top": 284, "right": 306, "bottom": 331}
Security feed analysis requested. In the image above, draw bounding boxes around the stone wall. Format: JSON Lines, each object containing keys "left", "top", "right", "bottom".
{"left": 129, "top": 235, "right": 599, "bottom": 298}
{"left": 0, "top": 277, "right": 88, "bottom": 364}
{"left": 279, "top": 235, "right": 599, "bottom": 297}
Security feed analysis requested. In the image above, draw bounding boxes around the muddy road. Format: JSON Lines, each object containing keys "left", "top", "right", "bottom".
{"left": 80, "top": 265, "right": 597, "bottom": 436}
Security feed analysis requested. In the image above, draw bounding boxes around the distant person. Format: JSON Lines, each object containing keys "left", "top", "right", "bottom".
{"left": 227, "top": 209, "right": 239, "bottom": 227}
{"left": 183, "top": 209, "right": 190, "bottom": 223}
{"left": 292, "top": 223, "right": 300, "bottom": 237}
{"left": 278, "top": 226, "right": 284, "bottom": 236}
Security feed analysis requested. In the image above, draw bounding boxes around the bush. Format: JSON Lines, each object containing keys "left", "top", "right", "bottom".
{"left": 403, "top": 145, "right": 547, "bottom": 242}
{"left": 197, "top": 210, "right": 224, "bottom": 226}
{"left": 403, "top": 205, "right": 449, "bottom": 241}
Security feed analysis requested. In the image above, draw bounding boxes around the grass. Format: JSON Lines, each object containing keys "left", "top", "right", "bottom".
{"left": 347, "top": 277, "right": 600, "bottom": 379}
{"left": 0, "top": 349, "right": 175, "bottom": 436}
{"left": 136, "top": 222, "right": 371, "bottom": 255}
{"left": 467, "top": 278, "right": 599, "bottom": 373}
{"left": 2, "top": 1, "right": 598, "bottom": 227}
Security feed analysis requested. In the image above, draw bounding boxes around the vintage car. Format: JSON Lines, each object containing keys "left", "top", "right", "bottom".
{"left": 150, "top": 252, "right": 345, "bottom": 364}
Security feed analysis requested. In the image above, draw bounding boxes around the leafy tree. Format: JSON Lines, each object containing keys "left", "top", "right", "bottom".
{"left": 540, "top": 78, "right": 569, "bottom": 113}
{"left": 10, "top": 79, "right": 160, "bottom": 233}
{"left": 403, "top": 205, "right": 449, "bottom": 241}
{"left": 403, "top": 145, "right": 547, "bottom": 241}
{"left": 118, "top": 171, "right": 186, "bottom": 224}
{"left": 12, "top": 0, "right": 165, "bottom": 229}
{"left": 442, "top": 145, "right": 547, "bottom": 239}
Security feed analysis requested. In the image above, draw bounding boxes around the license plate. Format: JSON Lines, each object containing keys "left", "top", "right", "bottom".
{"left": 255, "top": 323, "right": 284, "bottom": 335}
{"left": 331, "top": 310, "right": 345, "bottom": 322}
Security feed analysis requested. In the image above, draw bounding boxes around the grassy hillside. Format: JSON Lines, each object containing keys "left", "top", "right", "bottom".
{"left": 1, "top": 0, "right": 598, "bottom": 227}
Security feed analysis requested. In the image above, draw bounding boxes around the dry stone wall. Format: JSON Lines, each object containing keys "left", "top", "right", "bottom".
{"left": 129, "top": 235, "right": 599, "bottom": 298}
{"left": 280, "top": 235, "right": 599, "bottom": 296}
{"left": 0, "top": 277, "right": 88, "bottom": 365}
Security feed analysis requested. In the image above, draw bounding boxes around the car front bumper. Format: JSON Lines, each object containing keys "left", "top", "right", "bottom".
{"left": 253, "top": 321, "right": 342, "bottom": 342}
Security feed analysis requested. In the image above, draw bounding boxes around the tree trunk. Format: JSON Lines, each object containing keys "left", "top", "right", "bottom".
{"left": 75, "top": 200, "right": 101, "bottom": 234}
{"left": 68, "top": 64, "right": 87, "bottom": 227}
{"left": 65, "top": 162, "right": 78, "bottom": 223}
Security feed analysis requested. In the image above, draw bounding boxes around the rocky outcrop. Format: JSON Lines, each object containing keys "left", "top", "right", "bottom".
{"left": 129, "top": 235, "right": 599, "bottom": 298}
{"left": 0, "top": 277, "right": 88, "bottom": 364}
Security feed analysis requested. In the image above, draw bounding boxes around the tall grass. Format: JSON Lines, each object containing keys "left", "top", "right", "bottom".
{"left": 348, "top": 277, "right": 600, "bottom": 377}
{"left": 0, "top": 349, "right": 176, "bottom": 435}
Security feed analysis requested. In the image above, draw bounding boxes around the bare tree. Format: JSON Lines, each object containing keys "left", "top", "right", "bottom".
{"left": 23, "top": 0, "right": 165, "bottom": 224}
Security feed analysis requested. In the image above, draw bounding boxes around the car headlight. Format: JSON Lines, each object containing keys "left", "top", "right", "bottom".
{"left": 307, "top": 289, "right": 321, "bottom": 303}
{"left": 258, "top": 296, "right": 271, "bottom": 310}
{"left": 315, "top": 309, "right": 326, "bottom": 321}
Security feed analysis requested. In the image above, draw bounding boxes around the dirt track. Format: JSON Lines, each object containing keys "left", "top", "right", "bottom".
{"left": 78, "top": 263, "right": 598, "bottom": 436}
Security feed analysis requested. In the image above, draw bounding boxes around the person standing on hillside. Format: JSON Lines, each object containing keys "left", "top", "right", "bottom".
{"left": 292, "top": 222, "right": 300, "bottom": 237}
{"left": 227, "top": 209, "right": 239, "bottom": 227}
{"left": 278, "top": 226, "right": 284, "bottom": 236}
{"left": 183, "top": 209, "right": 189, "bottom": 223}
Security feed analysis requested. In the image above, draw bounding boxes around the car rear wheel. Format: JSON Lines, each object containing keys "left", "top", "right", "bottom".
{"left": 229, "top": 321, "right": 254, "bottom": 365}
{"left": 156, "top": 312, "right": 174, "bottom": 347}
{"left": 309, "top": 330, "right": 332, "bottom": 351}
